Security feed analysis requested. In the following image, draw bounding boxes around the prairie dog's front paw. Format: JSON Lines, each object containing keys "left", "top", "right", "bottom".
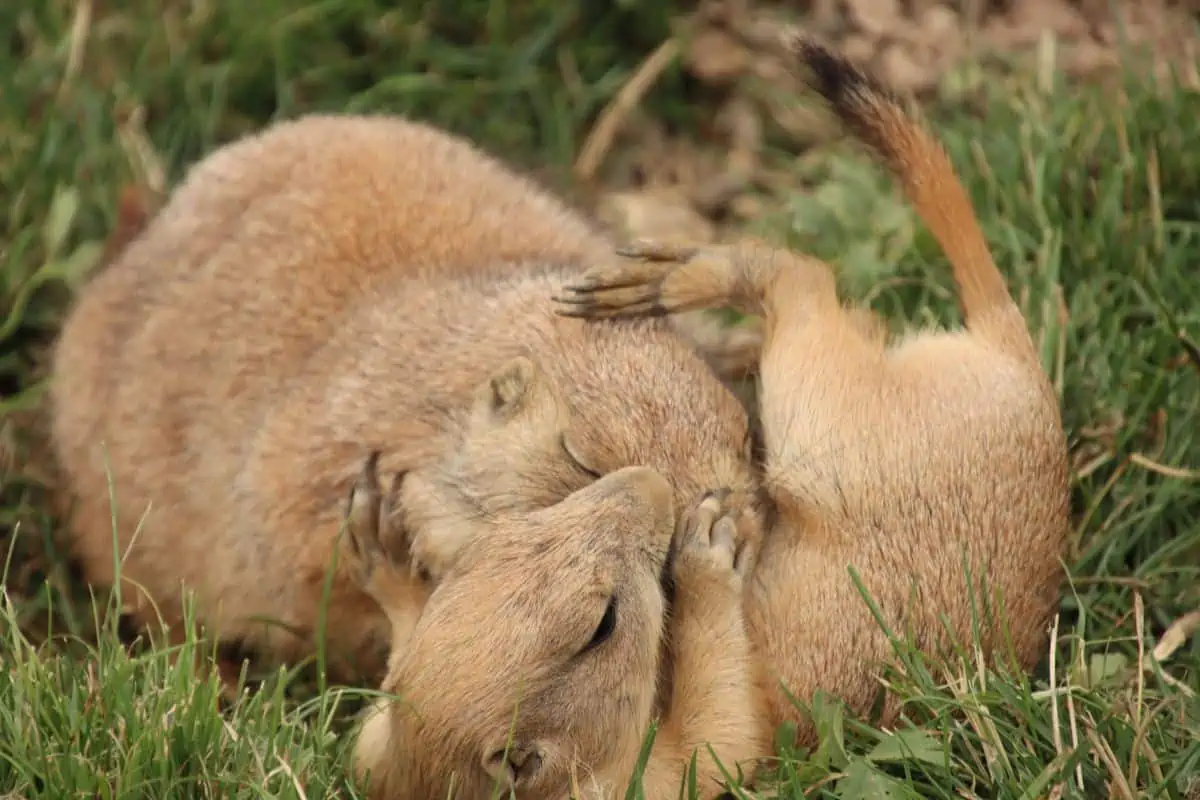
{"left": 673, "top": 491, "right": 757, "bottom": 597}
{"left": 553, "top": 261, "right": 673, "bottom": 320}
{"left": 342, "top": 452, "right": 407, "bottom": 596}
{"left": 553, "top": 238, "right": 727, "bottom": 320}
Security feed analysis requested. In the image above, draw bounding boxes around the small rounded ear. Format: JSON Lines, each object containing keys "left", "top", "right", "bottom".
{"left": 556, "top": 465, "right": 676, "bottom": 544}
{"left": 476, "top": 355, "right": 539, "bottom": 420}
{"left": 469, "top": 355, "right": 569, "bottom": 439}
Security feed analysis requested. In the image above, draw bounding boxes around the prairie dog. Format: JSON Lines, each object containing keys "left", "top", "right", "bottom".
{"left": 342, "top": 364, "right": 765, "bottom": 799}
{"left": 48, "top": 113, "right": 761, "bottom": 682}
{"left": 555, "top": 36, "right": 1071, "bottom": 746}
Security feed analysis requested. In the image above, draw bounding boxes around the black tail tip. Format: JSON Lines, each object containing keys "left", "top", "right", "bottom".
{"left": 783, "top": 32, "right": 893, "bottom": 112}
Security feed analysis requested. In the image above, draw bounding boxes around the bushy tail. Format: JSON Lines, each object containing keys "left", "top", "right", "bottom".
{"left": 787, "top": 35, "right": 1023, "bottom": 337}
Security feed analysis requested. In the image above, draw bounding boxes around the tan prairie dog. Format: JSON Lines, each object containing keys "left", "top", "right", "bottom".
{"left": 47, "top": 111, "right": 762, "bottom": 684}
{"left": 343, "top": 358, "right": 766, "bottom": 799}
{"left": 556, "top": 35, "right": 1071, "bottom": 748}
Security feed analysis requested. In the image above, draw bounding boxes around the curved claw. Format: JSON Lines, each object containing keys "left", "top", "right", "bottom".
{"left": 345, "top": 451, "right": 386, "bottom": 573}
{"left": 552, "top": 290, "right": 667, "bottom": 320}
{"left": 674, "top": 489, "right": 744, "bottom": 583}
{"left": 561, "top": 270, "right": 660, "bottom": 293}
{"left": 343, "top": 452, "right": 410, "bottom": 594}
{"left": 551, "top": 264, "right": 671, "bottom": 319}
{"left": 615, "top": 238, "right": 701, "bottom": 264}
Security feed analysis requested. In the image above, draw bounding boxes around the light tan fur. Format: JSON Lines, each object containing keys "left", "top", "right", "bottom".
{"left": 340, "top": 375, "right": 766, "bottom": 800}
{"left": 48, "top": 113, "right": 761, "bottom": 685}
{"left": 554, "top": 36, "right": 1071, "bottom": 747}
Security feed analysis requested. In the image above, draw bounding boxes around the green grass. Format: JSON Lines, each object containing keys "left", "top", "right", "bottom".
{"left": 2, "top": 2, "right": 1199, "bottom": 798}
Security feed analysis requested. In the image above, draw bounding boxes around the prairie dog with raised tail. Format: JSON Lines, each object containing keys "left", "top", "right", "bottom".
{"left": 556, "top": 34, "right": 1071, "bottom": 747}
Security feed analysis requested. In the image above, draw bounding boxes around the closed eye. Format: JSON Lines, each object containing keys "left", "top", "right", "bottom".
{"left": 579, "top": 594, "right": 617, "bottom": 655}
{"left": 560, "top": 434, "right": 601, "bottom": 479}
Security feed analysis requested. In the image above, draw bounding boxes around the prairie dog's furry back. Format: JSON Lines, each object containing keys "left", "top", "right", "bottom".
{"left": 49, "top": 114, "right": 607, "bottom": 680}
{"left": 49, "top": 112, "right": 759, "bottom": 691}
{"left": 50, "top": 110, "right": 767, "bottom": 797}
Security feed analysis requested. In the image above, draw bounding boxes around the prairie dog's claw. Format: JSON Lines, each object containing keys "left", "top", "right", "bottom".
{"left": 674, "top": 490, "right": 758, "bottom": 589}
{"left": 615, "top": 238, "right": 701, "bottom": 263}
{"left": 553, "top": 238, "right": 744, "bottom": 322}
{"left": 343, "top": 452, "right": 403, "bottom": 589}
{"left": 552, "top": 258, "right": 672, "bottom": 320}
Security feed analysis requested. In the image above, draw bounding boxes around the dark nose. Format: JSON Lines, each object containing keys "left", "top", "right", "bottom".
{"left": 483, "top": 745, "right": 543, "bottom": 787}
